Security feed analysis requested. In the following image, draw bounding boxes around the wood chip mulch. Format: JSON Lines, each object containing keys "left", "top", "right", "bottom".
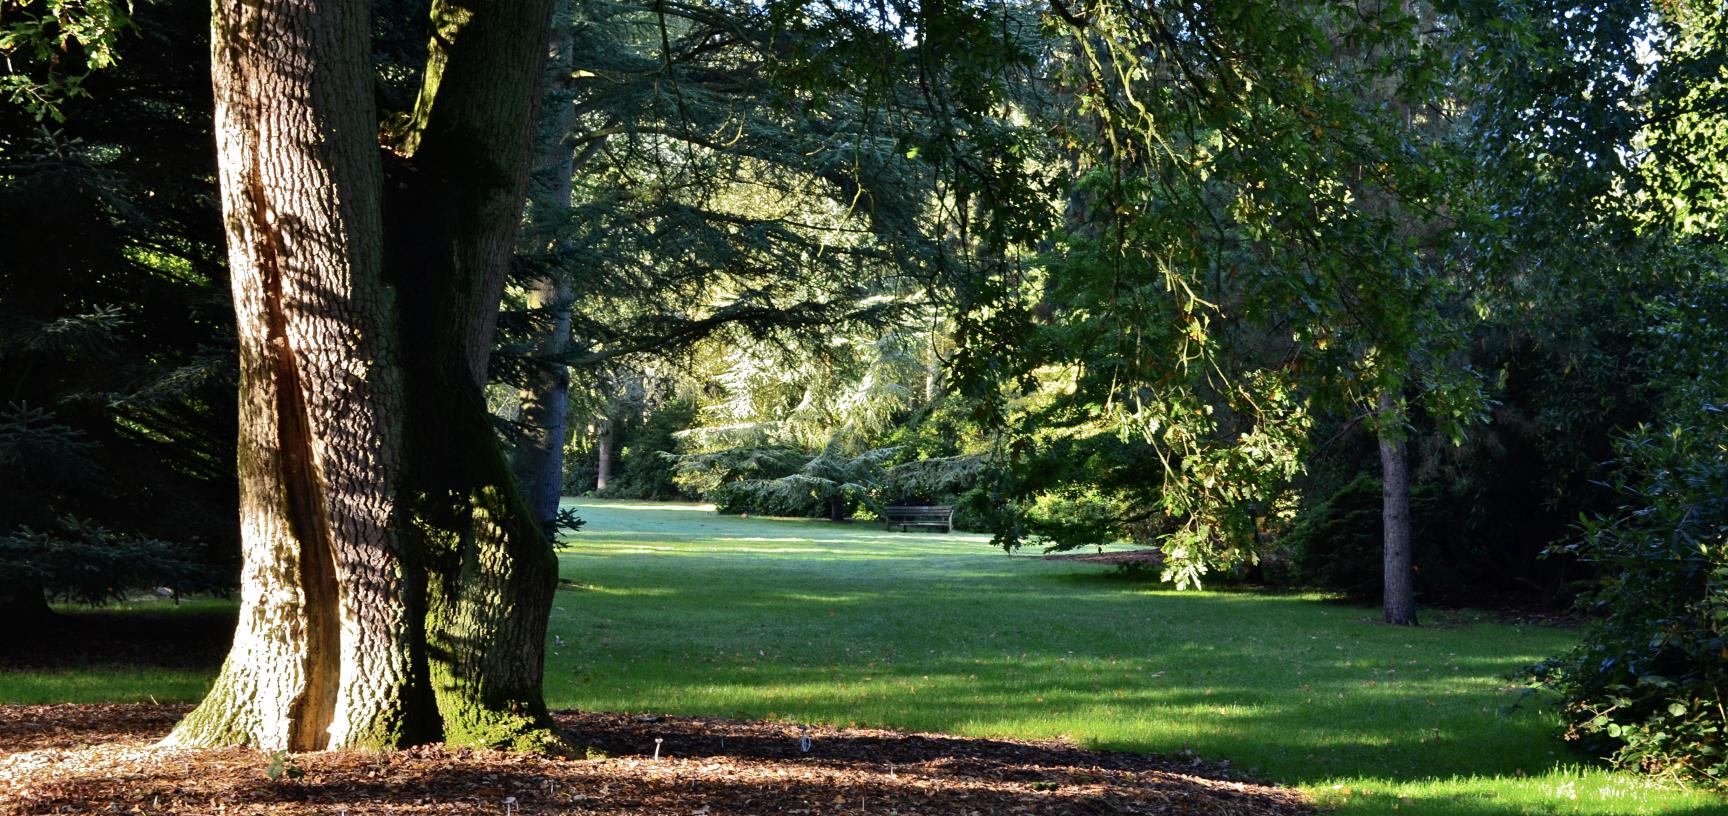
{"left": 0, "top": 704, "right": 1311, "bottom": 815}
{"left": 1038, "top": 551, "right": 1165, "bottom": 568}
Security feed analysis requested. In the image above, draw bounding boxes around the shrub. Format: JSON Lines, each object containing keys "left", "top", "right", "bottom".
{"left": 1531, "top": 416, "right": 1728, "bottom": 786}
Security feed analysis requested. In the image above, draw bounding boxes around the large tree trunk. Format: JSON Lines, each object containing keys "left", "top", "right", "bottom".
{"left": 512, "top": 11, "right": 578, "bottom": 528}
{"left": 1379, "top": 390, "right": 1418, "bottom": 626}
{"left": 170, "top": 0, "right": 565, "bottom": 753}
{"left": 388, "top": 0, "right": 564, "bottom": 751}
{"left": 166, "top": 0, "right": 417, "bottom": 750}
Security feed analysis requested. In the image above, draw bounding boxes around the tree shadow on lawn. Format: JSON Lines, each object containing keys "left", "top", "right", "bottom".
{"left": 0, "top": 604, "right": 236, "bottom": 670}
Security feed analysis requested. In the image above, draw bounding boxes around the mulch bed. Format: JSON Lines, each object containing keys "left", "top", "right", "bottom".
{"left": 1039, "top": 551, "right": 1165, "bottom": 568}
{"left": 0, "top": 704, "right": 1311, "bottom": 815}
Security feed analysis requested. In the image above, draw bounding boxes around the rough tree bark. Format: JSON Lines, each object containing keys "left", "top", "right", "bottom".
{"left": 166, "top": 0, "right": 564, "bottom": 752}
{"left": 163, "top": 0, "right": 413, "bottom": 751}
{"left": 1379, "top": 390, "right": 1417, "bottom": 626}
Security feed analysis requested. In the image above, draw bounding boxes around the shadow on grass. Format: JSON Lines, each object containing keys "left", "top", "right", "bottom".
{"left": 2, "top": 604, "right": 236, "bottom": 670}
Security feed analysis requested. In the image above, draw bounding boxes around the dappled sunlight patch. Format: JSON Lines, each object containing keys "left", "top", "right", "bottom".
{"left": 1309, "top": 768, "right": 1721, "bottom": 816}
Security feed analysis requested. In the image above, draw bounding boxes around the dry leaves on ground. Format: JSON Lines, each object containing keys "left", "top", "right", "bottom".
{"left": 0, "top": 704, "right": 1310, "bottom": 815}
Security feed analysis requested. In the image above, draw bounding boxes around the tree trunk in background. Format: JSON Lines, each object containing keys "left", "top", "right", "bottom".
{"left": 166, "top": 0, "right": 417, "bottom": 750}
{"left": 1377, "top": 0, "right": 1421, "bottom": 628}
{"left": 1379, "top": 390, "right": 1418, "bottom": 626}
{"left": 512, "top": 6, "right": 578, "bottom": 528}
{"left": 594, "top": 417, "right": 614, "bottom": 492}
{"left": 169, "top": 0, "right": 565, "bottom": 753}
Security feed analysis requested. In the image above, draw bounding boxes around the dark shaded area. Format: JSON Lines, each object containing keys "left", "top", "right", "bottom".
{"left": 0, "top": 0, "right": 241, "bottom": 611}
{"left": 0, "top": 607, "right": 235, "bottom": 670}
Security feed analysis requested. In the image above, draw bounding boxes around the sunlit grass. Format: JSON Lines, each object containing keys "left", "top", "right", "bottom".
{"left": 0, "top": 669, "right": 212, "bottom": 705}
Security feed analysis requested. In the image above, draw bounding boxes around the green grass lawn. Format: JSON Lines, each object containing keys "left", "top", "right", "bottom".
{"left": 544, "top": 500, "right": 1719, "bottom": 816}
{"left": 4, "top": 499, "right": 1719, "bottom": 815}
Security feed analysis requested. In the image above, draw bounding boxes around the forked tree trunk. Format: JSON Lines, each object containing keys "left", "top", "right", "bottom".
{"left": 169, "top": 0, "right": 565, "bottom": 753}
{"left": 1379, "top": 390, "right": 1417, "bottom": 626}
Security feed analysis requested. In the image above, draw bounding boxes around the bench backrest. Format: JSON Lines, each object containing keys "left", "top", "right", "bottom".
{"left": 884, "top": 505, "right": 954, "bottom": 519}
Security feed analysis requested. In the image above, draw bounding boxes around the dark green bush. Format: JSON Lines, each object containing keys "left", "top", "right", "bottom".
{"left": 1278, "top": 475, "right": 1385, "bottom": 598}
{"left": 710, "top": 479, "right": 831, "bottom": 517}
{"left": 1531, "top": 417, "right": 1728, "bottom": 786}
{"left": 1529, "top": 264, "right": 1728, "bottom": 787}
{"left": 1277, "top": 466, "right": 1577, "bottom": 606}
{"left": 609, "top": 400, "right": 698, "bottom": 499}
{"left": 0, "top": 518, "right": 208, "bottom": 607}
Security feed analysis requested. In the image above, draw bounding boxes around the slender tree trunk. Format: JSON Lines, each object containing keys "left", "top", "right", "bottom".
{"left": 1379, "top": 390, "right": 1417, "bottom": 626}
{"left": 594, "top": 418, "right": 614, "bottom": 492}
{"left": 166, "top": 0, "right": 418, "bottom": 750}
{"left": 1377, "top": 0, "right": 1421, "bottom": 628}
{"left": 512, "top": 7, "right": 578, "bottom": 527}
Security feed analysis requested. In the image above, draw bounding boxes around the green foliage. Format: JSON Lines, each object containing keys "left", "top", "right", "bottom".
{"left": 0, "top": 0, "right": 134, "bottom": 120}
{"left": 1638, "top": 2, "right": 1728, "bottom": 239}
{"left": 1278, "top": 475, "right": 1385, "bottom": 599}
{"left": 0, "top": 516, "right": 204, "bottom": 606}
{"left": 606, "top": 399, "right": 697, "bottom": 500}
{"left": 700, "top": 447, "right": 896, "bottom": 519}
{"left": 669, "top": 444, "right": 809, "bottom": 498}
{"left": 881, "top": 453, "right": 989, "bottom": 528}
{"left": 936, "top": 0, "right": 1489, "bottom": 587}
{"left": 1532, "top": 249, "right": 1728, "bottom": 787}
{"left": 263, "top": 750, "right": 304, "bottom": 781}
{"left": 0, "top": 0, "right": 236, "bottom": 608}
{"left": 1535, "top": 417, "right": 1728, "bottom": 786}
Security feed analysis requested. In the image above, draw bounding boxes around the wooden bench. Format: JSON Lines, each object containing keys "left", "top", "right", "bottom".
{"left": 883, "top": 505, "right": 954, "bottom": 533}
